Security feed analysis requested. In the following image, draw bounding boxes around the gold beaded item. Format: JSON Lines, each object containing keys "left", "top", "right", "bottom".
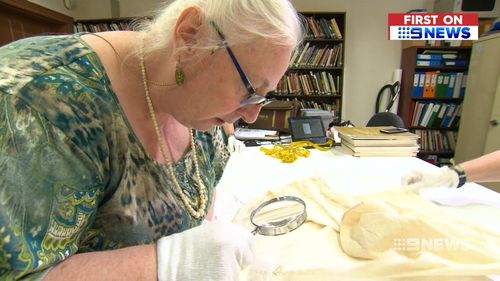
{"left": 139, "top": 40, "right": 207, "bottom": 219}
{"left": 260, "top": 140, "right": 334, "bottom": 163}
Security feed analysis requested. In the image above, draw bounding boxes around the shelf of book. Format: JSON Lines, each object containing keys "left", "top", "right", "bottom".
{"left": 273, "top": 12, "right": 345, "bottom": 121}
{"left": 269, "top": 94, "right": 342, "bottom": 99}
{"left": 73, "top": 17, "right": 143, "bottom": 33}
{"left": 415, "top": 66, "right": 469, "bottom": 71}
{"left": 409, "top": 126, "right": 458, "bottom": 130}
{"left": 398, "top": 46, "right": 471, "bottom": 165}
{"left": 418, "top": 151, "right": 454, "bottom": 156}
{"left": 412, "top": 97, "right": 463, "bottom": 102}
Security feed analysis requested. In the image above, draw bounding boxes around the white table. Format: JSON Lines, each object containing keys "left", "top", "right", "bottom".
{"left": 214, "top": 146, "right": 500, "bottom": 234}
{"left": 214, "top": 147, "right": 500, "bottom": 281}
{"left": 213, "top": 146, "right": 500, "bottom": 280}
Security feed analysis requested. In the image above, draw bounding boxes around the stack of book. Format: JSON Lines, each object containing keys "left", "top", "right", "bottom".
{"left": 335, "top": 126, "right": 419, "bottom": 157}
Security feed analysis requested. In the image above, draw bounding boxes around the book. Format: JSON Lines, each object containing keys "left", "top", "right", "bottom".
{"left": 234, "top": 128, "right": 279, "bottom": 141}
{"left": 341, "top": 142, "right": 418, "bottom": 157}
{"left": 330, "top": 18, "right": 342, "bottom": 39}
{"left": 336, "top": 126, "right": 419, "bottom": 147}
{"left": 342, "top": 141, "right": 418, "bottom": 152}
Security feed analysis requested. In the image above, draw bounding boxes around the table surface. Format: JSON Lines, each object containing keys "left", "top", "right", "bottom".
{"left": 213, "top": 146, "right": 500, "bottom": 234}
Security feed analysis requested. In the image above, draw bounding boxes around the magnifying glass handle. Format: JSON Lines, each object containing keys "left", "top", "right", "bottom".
{"left": 251, "top": 227, "right": 259, "bottom": 235}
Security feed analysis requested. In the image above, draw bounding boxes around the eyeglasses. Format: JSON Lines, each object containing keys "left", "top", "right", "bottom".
{"left": 211, "top": 22, "right": 274, "bottom": 107}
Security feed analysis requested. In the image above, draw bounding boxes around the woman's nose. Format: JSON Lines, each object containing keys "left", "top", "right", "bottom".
{"left": 238, "top": 104, "right": 263, "bottom": 124}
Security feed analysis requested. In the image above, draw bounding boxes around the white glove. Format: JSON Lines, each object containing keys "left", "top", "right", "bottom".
{"left": 227, "top": 135, "right": 246, "bottom": 154}
{"left": 157, "top": 221, "right": 255, "bottom": 281}
{"left": 401, "top": 166, "right": 459, "bottom": 192}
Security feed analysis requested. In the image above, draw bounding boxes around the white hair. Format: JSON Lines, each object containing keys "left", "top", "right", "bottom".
{"left": 136, "top": 0, "right": 303, "bottom": 56}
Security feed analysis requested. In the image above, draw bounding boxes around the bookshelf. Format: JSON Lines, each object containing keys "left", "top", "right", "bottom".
{"left": 74, "top": 18, "right": 142, "bottom": 33}
{"left": 398, "top": 46, "right": 472, "bottom": 165}
{"left": 271, "top": 12, "right": 345, "bottom": 122}
{"left": 1, "top": 0, "right": 73, "bottom": 46}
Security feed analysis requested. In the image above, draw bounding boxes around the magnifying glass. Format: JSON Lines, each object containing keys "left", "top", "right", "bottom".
{"left": 250, "top": 196, "right": 307, "bottom": 236}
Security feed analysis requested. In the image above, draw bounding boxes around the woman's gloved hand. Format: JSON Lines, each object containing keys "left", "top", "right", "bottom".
{"left": 157, "top": 221, "right": 255, "bottom": 281}
{"left": 402, "top": 166, "right": 459, "bottom": 192}
{"left": 227, "top": 135, "right": 246, "bottom": 154}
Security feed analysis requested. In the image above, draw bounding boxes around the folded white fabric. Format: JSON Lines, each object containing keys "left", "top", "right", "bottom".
{"left": 234, "top": 177, "right": 500, "bottom": 281}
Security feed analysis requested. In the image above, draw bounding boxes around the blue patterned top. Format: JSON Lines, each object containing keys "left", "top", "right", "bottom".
{"left": 0, "top": 34, "right": 230, "bottom": 280}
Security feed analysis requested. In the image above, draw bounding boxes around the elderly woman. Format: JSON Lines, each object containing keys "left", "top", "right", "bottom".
{"left": 0, "top": 0, "right": 302, "bottom": 280}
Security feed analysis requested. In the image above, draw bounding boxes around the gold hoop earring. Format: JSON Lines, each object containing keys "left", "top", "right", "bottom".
{"left": 175, "top": 64, "right": 185, "bottom": 86}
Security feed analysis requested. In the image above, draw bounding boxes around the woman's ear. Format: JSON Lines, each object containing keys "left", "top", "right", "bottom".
{"left": 174, "top": 6, "right": 205, "bottom": 49}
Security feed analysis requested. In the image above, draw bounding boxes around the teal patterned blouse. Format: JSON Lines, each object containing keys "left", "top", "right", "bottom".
{"left": 0, "top": 34, "right": 230, "bottom": 280}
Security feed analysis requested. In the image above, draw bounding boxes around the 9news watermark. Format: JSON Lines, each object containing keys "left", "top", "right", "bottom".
{"left": 393, "top": 237, "right": 471, "bottom": 252}
{"left": 388, "top": 13, "right": 478, "bottom": 40}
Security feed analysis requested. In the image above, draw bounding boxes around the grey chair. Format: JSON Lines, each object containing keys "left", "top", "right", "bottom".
{"left": 366, "top": 112, "right": 405, "bottom": 128}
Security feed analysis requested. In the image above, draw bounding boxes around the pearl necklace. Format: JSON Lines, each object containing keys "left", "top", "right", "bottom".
{"left": 139, "top": 40, "right": 207, "bottom": 219}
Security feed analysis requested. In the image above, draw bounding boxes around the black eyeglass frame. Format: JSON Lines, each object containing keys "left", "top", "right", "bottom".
{"left": 211, "top": 22, "right": 274, "bottom": 107}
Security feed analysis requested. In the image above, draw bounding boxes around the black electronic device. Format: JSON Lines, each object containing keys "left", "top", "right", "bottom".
{"left": 288, "top": 116, "right": 329, "bottom": 144}
{"left": 380, "top": 128, "right": 409, "bottom": 134}
{"left": 243, "top": 140, "right": 261, "bottom": 147}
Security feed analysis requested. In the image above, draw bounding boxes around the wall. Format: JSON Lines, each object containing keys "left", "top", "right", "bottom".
{"left": 29, "top": 0, "right": 434, "bottom": 126}
{"left": 27, "top": 0, "right": 111, "bottom": 19}
{"left": 119, "top": 0, "right": 167, "bottom": 17}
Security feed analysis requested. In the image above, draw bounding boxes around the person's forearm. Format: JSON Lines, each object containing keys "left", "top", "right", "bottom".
{"left": 45, "top": 244, "right": 157, "bottom": 281}
{"left": 459, "top": 150, "right": 500, "bottom": 183}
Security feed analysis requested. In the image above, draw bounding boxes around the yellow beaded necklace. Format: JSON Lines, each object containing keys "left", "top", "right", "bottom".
{"left": 260, "top": 140, "right": 334, "bottom": 163}
{"left": 139, "top": 40, "right": 207, "bottom": 219}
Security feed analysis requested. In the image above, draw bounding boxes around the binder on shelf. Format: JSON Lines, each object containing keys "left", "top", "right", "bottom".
{"left": 460, "top": 73, "right": 467, "bottom": 98}
{"left": 416, "top": 60, "right": 441, "bottom": 67}
{"left": 446, "top": 73, "right": 456, "bottom": 98}
{"left": 422, "top": 72, "right": 432, "bottom": 98}
{"left": 412, "top": 73, "right": 421, "bottom": 97}
{"left": 435, "top": 73, "right": 448, "bottom": 98}
{"left": 452, "top": 72, "right": 464, "bottom": 98}
{"left": 434, "top": 103, "right": 449, "bottom": 127}
{"left": 429, "top": 71, "right": 438, "bottom": 98}
{"left": 439, "top": 104, "right": 456, "bottom": 127}
{"left": 419, "top": 102, "right": 434, "bottom": 127}
{"left": 426, "top": 103, "right": 442, "bottom": 127}
{"left": 416, "top": 72, "right": 425, "bottom": 98}
{"left": 417, "top": 54, "right": 442, "bottom": 60}
{"left": 423, "top": 72, "right": 438, "bottom": 98}
{"left": 448, "top": 104, "right": 462, "bottom": 127}
{"left": 442, "top": 60, "right": 468, "bottom": 67}
{"left": 441, "top": 53, "right": 467, "bottom": 60}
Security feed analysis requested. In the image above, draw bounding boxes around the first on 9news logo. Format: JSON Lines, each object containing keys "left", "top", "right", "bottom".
{"left": 388, "top": 14, "right": 478, "bottom": 40}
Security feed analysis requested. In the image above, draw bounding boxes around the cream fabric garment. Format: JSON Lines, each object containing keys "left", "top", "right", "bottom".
{"left": 234, "top": 177, "right": 500, "bottom": 281}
